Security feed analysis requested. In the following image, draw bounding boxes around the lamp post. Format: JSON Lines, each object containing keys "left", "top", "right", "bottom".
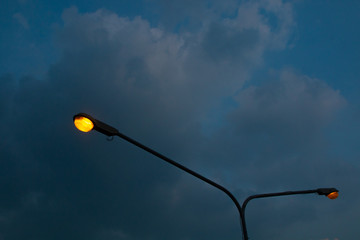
{"left": 73, "top": 113, "right": 339, "bottom": 240}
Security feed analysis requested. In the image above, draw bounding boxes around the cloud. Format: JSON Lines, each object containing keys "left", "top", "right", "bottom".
{"left": 0, "top": 1, "right": 356, "bottom": 240}
{"left": 200, "top": 69, "right": 356, "bottom": 239}
{"left": 204, "top": 69, "right": 347, "bottom": 184}
{"left": 231, "top": 70, "right": 345, "bottom": 139}
{"left": 51, "top": 3, "right": 294, "bottom": 134}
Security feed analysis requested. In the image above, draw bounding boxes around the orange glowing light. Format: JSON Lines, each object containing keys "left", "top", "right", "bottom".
{"left": 327, "top": 191, "right": 339, "bottom": 200}
{"left": 74, "top": 116, "right": 94, "bottom": 132}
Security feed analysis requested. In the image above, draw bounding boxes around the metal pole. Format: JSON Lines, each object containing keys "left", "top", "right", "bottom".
{"left": 73, "top": 113, "right": 249, "bottom": 239}
{"left": 114, "top": 132, "right": 247, "bottom": 240}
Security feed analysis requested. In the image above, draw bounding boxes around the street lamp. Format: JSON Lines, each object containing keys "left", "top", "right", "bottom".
{"left": 73, "top": 113, "right": 339, "bottom": 240}
{"left": 241, "top": 188, "right": 339, "bottom": 239}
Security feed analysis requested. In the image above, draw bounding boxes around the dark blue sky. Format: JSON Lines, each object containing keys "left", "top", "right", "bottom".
{"left": 1, "top": 1, "right": 359, "bottom": 239}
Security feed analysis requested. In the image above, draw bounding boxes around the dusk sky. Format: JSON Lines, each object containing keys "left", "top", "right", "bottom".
{"left": 1, "top": 0, "right": 360, "bottom": 239}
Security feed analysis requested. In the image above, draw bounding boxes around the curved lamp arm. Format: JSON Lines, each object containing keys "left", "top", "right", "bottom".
{"left": 241, "top": 188, "right": 339, "bottom": 237}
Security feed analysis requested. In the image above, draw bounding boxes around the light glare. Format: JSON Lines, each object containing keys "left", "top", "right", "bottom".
{"left": 74, "top": 116, "right": 94, "bottom": 132}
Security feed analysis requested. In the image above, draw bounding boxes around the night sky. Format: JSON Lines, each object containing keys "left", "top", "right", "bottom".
{"left": 1, "top": 1, "right": 360, "bottom": 239}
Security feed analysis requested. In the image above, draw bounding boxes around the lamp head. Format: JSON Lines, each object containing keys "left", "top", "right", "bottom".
{"left": 73, "top": 113, "right": 119, "bottom": 136}
{"left": 74, "top": 113, "right": 95, "bottom": 132}
{"left": 316, "top": 188, "right": 339, "bottom": 199}
{"left": 326, "top": 191, "right": 339, "bottom": 200}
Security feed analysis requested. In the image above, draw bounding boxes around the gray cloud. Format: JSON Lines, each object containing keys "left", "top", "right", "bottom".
{"left": 231, "top": 70, "right": 345, "bottom": 140}
{"left": 201, "top": 69, "right": 356, "bottom": 239}
{"left": 51, "top": 3, "right": 293, "bottom": 133}
{"left": 203, "top": 69, "right": 347, "bottom": 184}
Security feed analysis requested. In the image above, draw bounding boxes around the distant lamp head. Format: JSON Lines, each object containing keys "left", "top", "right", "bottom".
{"left": 316, "top": 188, "right": 339, "bottom": 200}
{"left": 326, "top": 191, "right": 339, "bottom": 200}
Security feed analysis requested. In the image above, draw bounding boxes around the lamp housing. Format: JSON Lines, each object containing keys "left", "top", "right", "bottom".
{"left": 73, "top": 113, "right": 119, "bottom": 136}
{"left": 316, "top": 188, "right": 339, "bottom": 199}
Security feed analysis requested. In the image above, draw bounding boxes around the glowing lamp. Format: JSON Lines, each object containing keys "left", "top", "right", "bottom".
{"left": 74, "top": 115, "right": 94, "bottom": 132}
{"left": 327, "top": 191, "right": 339, "bottom": 200}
